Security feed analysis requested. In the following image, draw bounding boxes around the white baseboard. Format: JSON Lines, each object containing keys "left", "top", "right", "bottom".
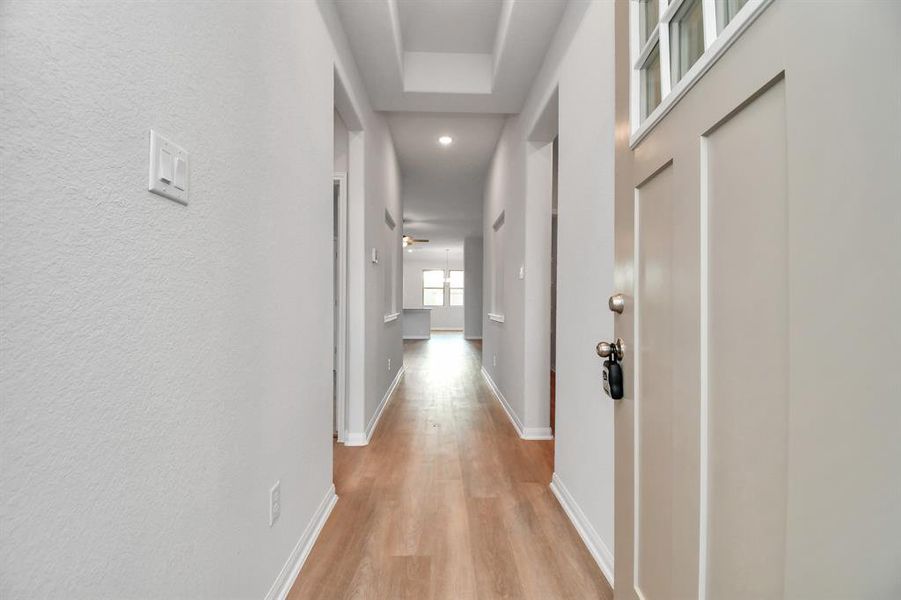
{"left": 522, "top": 426, "right": 554, "bottom": 440}
{"left": 403, "top": 335, "right": 430, "bottom": 340}
{"left": 549, "top": 473, "right": 614, "bottom": 587}
{"left": 480, "top": 367, "right": 553, "bottom": 441}
{"left": 431, "top": 327, "right": 463, "bottom": 331}
{"left": 464, "top": 335, "right": 483, "bottom": 340}
{"left": 344, "top": 364, "right": 406, "bottom": 446}
{"left": 264, "top": 483, "right": 338, "bottom": 600}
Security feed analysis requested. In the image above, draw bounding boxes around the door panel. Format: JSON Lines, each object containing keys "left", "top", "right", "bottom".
{"left": 704, "top": 78, "right": 788, "bottom": 599}
{"left": 634, "top": 164, "right": 677, "bottom": 600}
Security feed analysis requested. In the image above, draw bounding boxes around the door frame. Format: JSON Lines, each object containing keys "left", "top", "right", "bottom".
{"left": 333, "top": 172, "right": 348, "bottom": 442}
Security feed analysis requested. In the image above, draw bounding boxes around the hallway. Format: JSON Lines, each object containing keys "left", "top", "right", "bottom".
{"left": 289, "top": 334, "right": 611, "bottom": 599}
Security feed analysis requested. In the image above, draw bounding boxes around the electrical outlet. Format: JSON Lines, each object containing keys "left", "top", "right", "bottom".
{"left": 269, "top": 481, "right": 281, "bottom": 527}
{"left": 493, "top": 354, "right": 497, "bottom": 367}
{"left": 388, "top": 358, "right": 391, "bottom": 371}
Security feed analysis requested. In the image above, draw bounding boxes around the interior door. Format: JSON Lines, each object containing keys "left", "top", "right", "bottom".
{"left": 612, "top": 1, "right": 901, "bottom": 599}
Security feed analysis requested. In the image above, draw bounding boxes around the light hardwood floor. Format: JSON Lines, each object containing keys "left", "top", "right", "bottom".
{"left": 288, "top": 333, "right": 612, "bottom": 600}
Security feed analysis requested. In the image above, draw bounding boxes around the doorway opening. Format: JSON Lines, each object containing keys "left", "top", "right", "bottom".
{"left": 333, "top": 102, "right": 350, "bottom": 443}
{"left": 332, "top": 172, "right": 348, "bottom": 442}
{"left": 550, "top": 136, "right": 559, "bottom": 435}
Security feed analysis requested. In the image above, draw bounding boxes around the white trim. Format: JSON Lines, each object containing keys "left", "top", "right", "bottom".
{"left": 630, "top": 0, "right": 774, "bottom": 146}
{"left": 264, "top": 484, "right": 338, "bottom": 600}
{"left": 660, "top": 0, "right": 688, "bottom": 24}
{"left": 632, "top": 189, "right": 643, "bottom": 594}
{"left": 633, "top": 26, "right": 660, "bottom": 70}
{"left": 481, "top": 367, "right": 553, "bottom": 440}
{"left": 334, "top": 173, "right": 348, "bottom": 444}
{"left": 550, "top": 473, "right": 614, "bottom": 587}
{"left": 698, "top": 137, "right": 711, "bottom": 600}
{"left": 488, "top": 313, "right": 505, "bottom": 323}
{"left": 344, "top": 364, "right": 406, "bottom": 446}
{"left": 464, "top": 336, "right": 483, "bottom": 341}
{"left": 403, "top": 335, "right": 430, "bottom": 340}
{"left": 383, "top": 312, "right": 399, "bottom": 323}
{"left": 701, "top": 0, "right": 718, "bottom": 49}
{"left": 430, "top": 327, "right": 463, "bottom": 332}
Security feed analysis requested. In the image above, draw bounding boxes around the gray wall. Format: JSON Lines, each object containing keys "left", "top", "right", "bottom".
{"left": 0, "top": 1, "right": 400, "bottom": 596}
{"left": 480, "top": 0, "right": 616, "bottom": 580}
{"left": 334, "top": 109, "right": 348, "bottom": 172}
{"left": 319, "top": 0, "right": 405, "bottom": 441}
{"left": 464, "top": 237, "right": 483, "bottom": 339}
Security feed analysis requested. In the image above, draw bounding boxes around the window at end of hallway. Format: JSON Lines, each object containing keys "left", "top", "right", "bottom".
{"left": 423, "top": 270, "right": 445, "bottom": 306}
{"left": 449, "top": 270, "right": 464, "bottom": 306}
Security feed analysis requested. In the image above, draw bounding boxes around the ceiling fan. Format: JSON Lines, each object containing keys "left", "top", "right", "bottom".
{"left": 402, "top": 235, "right": 429, "bottom": 247}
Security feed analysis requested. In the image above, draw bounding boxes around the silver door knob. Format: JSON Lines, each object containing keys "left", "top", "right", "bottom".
{"left": 608, "top": 294, "right": 625, "bottom": 314}
{"left": 596, "top": 338, "right": 625, "bottom": 361}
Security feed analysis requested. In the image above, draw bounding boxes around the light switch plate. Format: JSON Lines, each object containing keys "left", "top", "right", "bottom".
{"left": 148, "top": 130, "right": 188, "bottom": 204}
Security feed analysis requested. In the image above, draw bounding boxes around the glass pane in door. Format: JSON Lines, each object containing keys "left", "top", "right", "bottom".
{"left": 670, "top": 0, "right": 705, "bottom": 85}
{"left": 715, "top": 0, "right": 749, "bottom": 33}
{"left": 638, "top": 0, "right": 660, "bottom": 46}
{"left": 641, "top": 44, "right": 662, "bottom": 119}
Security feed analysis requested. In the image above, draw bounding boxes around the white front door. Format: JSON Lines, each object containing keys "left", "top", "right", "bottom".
{"left": 613, "top": 1, "right": 901, "bottom": 598}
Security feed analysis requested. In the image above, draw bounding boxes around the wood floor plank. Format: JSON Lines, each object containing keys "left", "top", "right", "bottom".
{"left": 288, "top": 333, "right": 612, "bottom": 600}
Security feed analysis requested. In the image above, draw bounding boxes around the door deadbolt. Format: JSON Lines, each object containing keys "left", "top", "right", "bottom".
{"left": 608, "top": 293, "right": 625, "bottom": 314}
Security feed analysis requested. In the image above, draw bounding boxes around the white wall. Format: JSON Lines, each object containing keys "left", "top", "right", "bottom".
{"left": 402, "top": 253, "right": 464, "bottom": 330}
{"left": 480, "top": 0, "right": 616, "bottom": 582}
{"left": 0, "top": 2, "right": 344, "bottom": 597}
{"left": 464, "top": 237, "right": 483, "bottom": 339}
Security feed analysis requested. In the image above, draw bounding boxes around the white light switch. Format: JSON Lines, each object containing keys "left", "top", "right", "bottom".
{"left": 173, "top": 157, "right": 186, "bottom": 191}
{"left": 159, "top": 149, "right": 173, "bottom": 184}
{"left": 148, "top": 130, "right": 188, "bottom": 204}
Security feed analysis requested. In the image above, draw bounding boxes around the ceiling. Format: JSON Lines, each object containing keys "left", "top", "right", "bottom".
{"left": 333, "top": 0, "right": 568, "bottom": 261}
{"left": 389, "top": 112, "right": 505, "bottom": 259}
{"left": 334, "top": 0, "right": 568, "bottom": 113}
{"left": 399, "top": 0, "right": 502, "bottom": 54}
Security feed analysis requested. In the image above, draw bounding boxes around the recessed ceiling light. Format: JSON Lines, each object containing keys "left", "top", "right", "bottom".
{"left": 438, "top": 135, "right": 453, "bottom": 146}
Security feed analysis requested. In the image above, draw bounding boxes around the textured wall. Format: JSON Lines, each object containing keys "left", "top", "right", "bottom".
{"left": 0, "top": 2, "right": 337, "bottom": 597}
